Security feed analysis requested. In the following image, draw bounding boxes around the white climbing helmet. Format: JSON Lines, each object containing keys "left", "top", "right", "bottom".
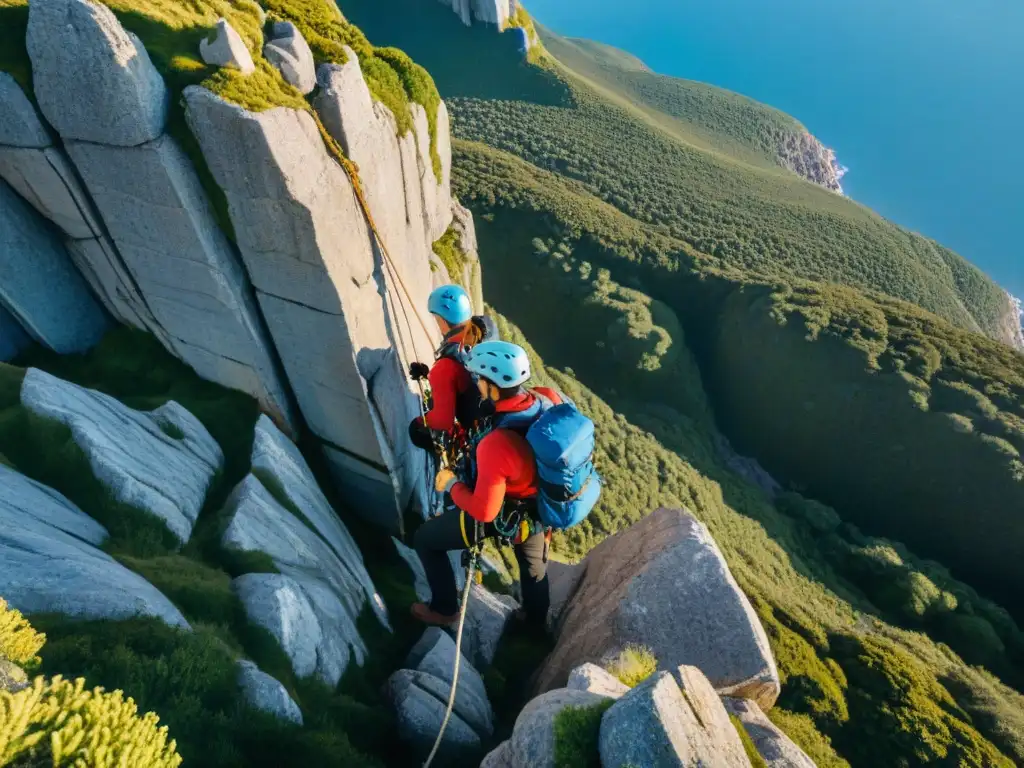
{"left": 465, "top": 341, "right": 531, "bottom": 388}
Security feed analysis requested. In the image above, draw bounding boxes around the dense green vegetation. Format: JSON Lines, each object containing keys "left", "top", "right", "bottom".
{"left": 454, "top": 137, "right": 1024, "bottom": 621}
{"left": 495, "top": 311, "right": 1024, "bottom": 766}
{"left": 432, "top": 224, "right": 468, "bottom": 286}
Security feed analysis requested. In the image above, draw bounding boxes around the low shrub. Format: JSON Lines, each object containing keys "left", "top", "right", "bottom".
{"left": 0, "top": 675, "right": 182, "bottom": 767}
{"left": 0, "top": 599, "right": 45, "bottom": 669}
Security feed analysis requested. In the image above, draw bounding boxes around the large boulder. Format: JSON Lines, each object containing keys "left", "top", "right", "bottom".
{"left": 65, "top": 134, "right": 296, "bottom": 428}
{"left": 20, "top": 368, "right": 223, "bottom": 545}
{"left": 223, "top": 476, "right": 381, "bottom": 685}
{"left": 199, "top": 19, "right": 255, "bottom": 75}
{"left": 184, "top": 86, "right": 431, "bottom": 526}
{"left": 0, "top": 306, "right": 29, "bottom": 362}
{"left": 535, "top": 508, "right": 780, "bottom": 709}
{"left": 462, "top": 582, "right": 519, "bottom": 669}
{"left": 264, "top": 22, "right": 316, "bottom": 95}
{"left": 567, "top": 663, "right": 630, "bottom": 699}
{"left": 482, "top": 688, "right": 609, "bottom": 768}
{"left": 386, "top": 668, "right": 483, "bottom": 761}
{"left": 0, "top": 463, "right": 188, "bottom": 628}
{"left": 404, "top": 627, "right": 494, "bottom": 735}
{"left": 723, "top": 697, "right": 817, "bottom": 768}
{"left": 250, "top": 414, "right": 385, "bottom": 624}
{"left": 0, "top": 73, "right": 49, "bottom": 148}
{"left": 236, "top": 660, "right": 303, "bottom": 725}
{"left": 599, "top": 671, "right": 750, "bottom": 768}
{"left": 26, "top": 0, "right": 168, "bottom": 146}
{"left": 0, "top": 181, "right": 109, "bottom": 353}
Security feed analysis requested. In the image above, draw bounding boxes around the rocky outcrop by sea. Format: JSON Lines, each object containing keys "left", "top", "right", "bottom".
{"left": 777, "top": 131, "right": 847, "bottom": 194}
{"left": 999, "top": 292, "right": 1024, "bottom": 351}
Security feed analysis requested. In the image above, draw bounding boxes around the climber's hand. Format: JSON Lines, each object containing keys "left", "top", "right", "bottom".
{"left": 435, "top": 468, "right": 458, "bottom": 494}
{"left": 409, "top": 362, "right": 430, "bottom": 381}
{"left": 408, "top": 418, "right": 435, "bottom": 451}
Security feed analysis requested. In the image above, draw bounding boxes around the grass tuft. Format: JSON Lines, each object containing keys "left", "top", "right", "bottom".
{"left": 603, "top": 645, "right": 657, "bottom": 688}
{"left": 431, "top": 225, "right": 467, "bottom": 286}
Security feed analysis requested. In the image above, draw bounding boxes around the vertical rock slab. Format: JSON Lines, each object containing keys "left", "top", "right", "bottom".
{"left": 0, "top": 146, "right": 104, "bottom": 240}
{"left": 0, "top": 181, "right": 109, "bottom": 353}
{"left": 65, "top": 135, "right": 296, "bottom": 427}
{"left": 535, "top": 508, "right": 780, "bottom": 710}
{"left": 20, "top": 368, "right": 223, "bottom": 545}
{"left": 411, "top": 102, "right": 453, "bottom": 244}
{"left": 0, "top": 73, "right": 50, "bottom": 148}
{"left": 184, "top": 86, "right": 426, "bottom": 526}
{"left": 470, "top": 0, "right": 512, "bottom": 28}
{"left": 0, "top": 72, "right": 158, "bottom": 331}
{"left": 0, "top": 464, "right": 188, "bottom": 628}
{"left": 26, "top": 0, "right": 168, "bottom": 146}
{"left": 0, "top": 306, "right": 30, "bottom": 362}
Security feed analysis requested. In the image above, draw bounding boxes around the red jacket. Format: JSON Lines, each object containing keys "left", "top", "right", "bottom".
{"left": 451, "top": 388, "right": 563, "bottom": 523}
{"left": 423, "top": 327, "right": 473, "bottom": 433}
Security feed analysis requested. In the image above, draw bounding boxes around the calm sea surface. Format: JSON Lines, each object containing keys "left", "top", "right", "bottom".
{"left": 526, "top": 0, "right": 1024, "bottom": 298}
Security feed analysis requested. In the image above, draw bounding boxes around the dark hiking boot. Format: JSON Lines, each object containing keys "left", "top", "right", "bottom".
{"left": 410, "top": 602, "right": 458, "bottom": 627}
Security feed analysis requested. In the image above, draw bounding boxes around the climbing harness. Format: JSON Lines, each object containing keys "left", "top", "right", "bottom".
{"left": 422, "top": 521, "right": 484, "bottom": 768}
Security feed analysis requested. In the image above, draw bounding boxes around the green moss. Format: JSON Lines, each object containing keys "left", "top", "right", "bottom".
{"left": 730, "top": 714, "right": 769, "bottom": 768}
{"left": 603, "top": 645, "right": 658, "bottom": 688}
{"left": 0, "top": 0, "right": 30, "bottom": 92}
{"left": 552, "top": 699, "right": 614, "bottom": 768}
{"left": 261, "top": 0, "right": 443, "bottom": 179}
{"left": 432, "top": 226, "right": 467, "bottom": 286}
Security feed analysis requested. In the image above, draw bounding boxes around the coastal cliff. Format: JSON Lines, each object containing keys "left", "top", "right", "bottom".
{"left": 776, "top": 130, "right": 847, "bottom": 193}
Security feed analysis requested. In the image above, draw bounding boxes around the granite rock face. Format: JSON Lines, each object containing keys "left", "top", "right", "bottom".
{"left": 21, "top": 368, "right": 223, "bottom": 545}
{"left": 0, "top": 463, "right": 188, "bottom": 628}
{"left": 264, "top": 22, "right": 316, "bottom": 95}
{"left": 0, "top": 73, "right": 50, "bottom": 149}
{"left": 185, "top": 85, "right": 436, "bottom": 527}
{"left": 599, "top": 671, "right": 751, "bottom": 768}
{"left": 200, "top": 19, "right": 255, "bottom": 75}
{"left": 26, "top": 0, "right": 168, "bottom": 146}
{"left": 536, "top": 508, "right": 780, "bottom": 710}
{"left": 65, "top": 134, "right": 296, "bottom": 429}
{"left": 236, "top": 660, "right": 303, "bottom": 725}
{"left": 224, "top": 477, "right": 378, "bottom": 685}
{"left": 723, "top": 697, "right": 817, "bottom": 768}
{"left": 0, "top": 181, "right": 109, "bottom": 353}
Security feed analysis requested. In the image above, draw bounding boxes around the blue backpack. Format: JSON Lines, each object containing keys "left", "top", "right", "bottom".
{"left": 494, "top": 394, "right": 601, "bottom": 530}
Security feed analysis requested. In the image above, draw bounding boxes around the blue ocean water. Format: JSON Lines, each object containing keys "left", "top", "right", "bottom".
{"left": 526, "top": 0, "right": 1024, "bottom": 300}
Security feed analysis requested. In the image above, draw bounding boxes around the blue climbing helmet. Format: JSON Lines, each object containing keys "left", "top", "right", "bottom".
{"left": 465, "top": 341, "right": 531, "bottom": 388}
{"left": 428, "top": 284, "right": 473, "bottom": 326}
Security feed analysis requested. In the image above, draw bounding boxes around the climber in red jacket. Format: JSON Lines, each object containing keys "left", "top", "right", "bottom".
{"left": 412, "top": 341, "right": 557, "bottom": 629}
{"left": 407, "top": 284, "right": 497, "bottom": 450}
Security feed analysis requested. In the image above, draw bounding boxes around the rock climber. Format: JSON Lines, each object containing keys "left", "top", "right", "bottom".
{"left": 407, "top": 284, "right": 497, "bottom": 450}
{"left": 412, "top": 341, "right": 558, "bottom": 630}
